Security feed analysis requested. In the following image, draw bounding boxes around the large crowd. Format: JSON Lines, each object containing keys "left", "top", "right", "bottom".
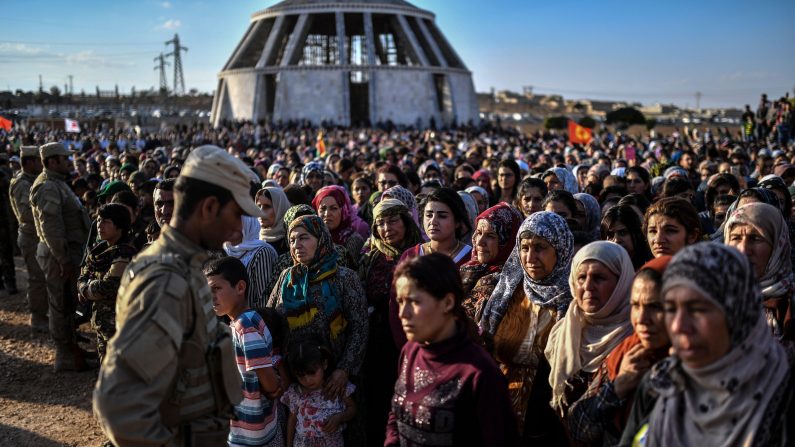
{"left": 1, "top": 91, "right": 794, "bottom": 447}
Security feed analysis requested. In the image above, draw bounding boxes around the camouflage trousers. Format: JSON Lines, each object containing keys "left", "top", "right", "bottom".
{"left": 36, "top": 243, "right": 80, "bottom": 349}
{"left": 91, "top": 300, "right": 116, "bottom": 362}
{"left": 18, "top": 233, "right": 47, "bottom": 318}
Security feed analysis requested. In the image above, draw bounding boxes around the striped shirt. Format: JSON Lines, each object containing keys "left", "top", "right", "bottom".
{"left": 229, "top": 310, "right": 279, "bottom": 447}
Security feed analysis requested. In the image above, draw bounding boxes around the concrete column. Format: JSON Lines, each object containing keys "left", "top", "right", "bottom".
{"left": 256, "top": 15, "right": 285, "bottom": 69}
{"left": 224, "top": 21, "right": 261, "bottom": 70}
{"left": 396, "top": 15, "right": 429, "bottom": 67}
{"left": 415, "top": 17, "right": 447, "bottom": 68}
{"left": 281, "top": 13, "right": 310, "bottom": 67}
{"left": 336, "top": 12, "right": 347, "bottom": 65}
{"left": 363, "top": 12, "right": 376, "bottom": 124}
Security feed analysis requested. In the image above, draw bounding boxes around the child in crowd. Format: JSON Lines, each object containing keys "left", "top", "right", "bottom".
{"left": 204, "top": 256, "right": 283, "bottom": 447}
{"left": 280, "top": 339, "right": 356, "bottom": 447}
{"left": 77, "top": 203, "right": 138, "bottom": 362}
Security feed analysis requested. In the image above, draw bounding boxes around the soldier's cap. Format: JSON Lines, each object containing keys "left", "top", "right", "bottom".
{"left": 40, "top": 142, "right": 73, "bottom": 159}
{"left": 180, "top": 145, "right": 264, "bottom": 218}
{"left": 20, "top": 146, "right": 39, "bottom": 158}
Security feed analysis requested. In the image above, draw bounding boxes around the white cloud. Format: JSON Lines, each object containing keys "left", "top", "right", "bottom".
{"left": 0, "top": 43, "right": 46, "bottom": 55}
{"left": 157, "top": 19, "right": 182, "bottom": 30}
{"left": 160, "top": 1, "right": 172, "bottom": 8}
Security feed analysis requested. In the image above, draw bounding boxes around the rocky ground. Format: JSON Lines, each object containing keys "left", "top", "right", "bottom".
{"left": 0, "top": 257, "right": 105, "bottom": 446}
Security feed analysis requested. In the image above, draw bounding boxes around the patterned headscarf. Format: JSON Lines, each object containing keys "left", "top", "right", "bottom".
{"left": 574, "top": 193, "right": 601, "bottom": 240}
{"left": 311, "top": 185, "right": 370, "bottom": 244}
{"left": 283, "top": 204, "right": 316, "bottom": 232}
{"left": 663, "top": 166, "right": 689, "bottom": 180}
{"left": 369, "top": 198, "right": 422, "bottom": 259}
{"left": 300, "top": 160, "right": 324, "bottom": 185}
{"left": 544, "top": 167, "right": 579, "bottom": 193}
{"left": 258, "top": 187, "right": 291, "bottom": 244}
{"left": 724, "top": 202, "right": 794, "bottom": 299}
{"left": 458, "top": 191, "right": 479, "bottom": 241}
{"left": 282, "top": 215, "right": 345, "bottom": 338}
{"left": 646, "top": 242, "right": 788, "bottom": 447}
{"left": 382, "top": 185, "right": 419, "bottom": 225}
{"left": 480, "top": 211, "right": 573, "bottom": 335}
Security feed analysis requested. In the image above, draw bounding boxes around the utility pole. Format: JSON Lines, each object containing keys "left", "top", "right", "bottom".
{"left": 38, "top": 75, "right": 43, "bottom": 94}
{"left": 165, "top": 34, "right": 188, "bottom": 95}
{"left": 153, "top": 53, "right": 170, "bottom": 95}
{"left": 695, "top": 91, "right": 702, "bottom": 113}
{"left": 68, "top": 75, "right": 73, "bottom": 95}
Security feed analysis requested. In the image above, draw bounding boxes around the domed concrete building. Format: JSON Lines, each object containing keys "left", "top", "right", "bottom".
{"left": 211, "top": 0, "right": 477, "bottom": 127}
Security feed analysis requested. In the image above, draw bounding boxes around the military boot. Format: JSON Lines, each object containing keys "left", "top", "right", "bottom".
{"left": 54, "top": 344, "right": 98, "bottom": 372}
{"left": 30, "top": 314, "right": 49, "bottom": 333}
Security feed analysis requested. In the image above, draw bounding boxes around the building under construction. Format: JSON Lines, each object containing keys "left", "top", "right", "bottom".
{"left": 211, "top": 0, "right": 478, "bottom": 127}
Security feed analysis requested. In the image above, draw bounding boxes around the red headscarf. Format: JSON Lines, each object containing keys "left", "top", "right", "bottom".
{"left": 311, "top": 185, "right": 370, "bottom": 245}
{"left": 462, "top": 202, "right": 523, "bottom": 272}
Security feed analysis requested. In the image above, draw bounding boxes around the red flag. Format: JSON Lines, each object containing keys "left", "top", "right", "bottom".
{"left": 568, "top": 120, "right": 592, "bottom": 145}
{"left": 316, "top": 131, "right": 326, "bottom": 157}
{"left": 0, "top": 116, "right": 12, "bottom": 132}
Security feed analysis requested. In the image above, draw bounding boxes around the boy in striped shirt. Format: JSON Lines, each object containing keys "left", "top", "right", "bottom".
{"left": 205, "top": 256, "right": 283, "bottom": 447}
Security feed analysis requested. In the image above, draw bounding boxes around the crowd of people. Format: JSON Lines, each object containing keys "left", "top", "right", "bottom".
{"left": 1, "top": 91, "right": 794, "bottom": 447}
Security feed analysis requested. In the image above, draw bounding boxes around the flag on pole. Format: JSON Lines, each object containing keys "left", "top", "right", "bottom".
{"left": 0, "top": 116, "right": 12, "bottom": 132}
{"left": 568, "top": 120, "right": 593, "bottom": 145}
{"left": 316, "top": 131, "right": 326, "bottom": 157}
{"left": 65, "top": 118, "right": 81, "bottom": 133}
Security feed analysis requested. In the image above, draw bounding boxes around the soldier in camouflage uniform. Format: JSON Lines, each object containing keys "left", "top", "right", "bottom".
{"left": 30, "top": 142, "right": 92, "bottom": 371}
{"left": 0, "top": 152, "right": 18, "bottom": 294}
{"left": 8, "top": 146, "right": 48, "bottom": 331}
{"left": 94, "top": 145, "right": 263, "bottom": 446}
{"left": 77, "top": 203, "right": 138, "bottom": 362}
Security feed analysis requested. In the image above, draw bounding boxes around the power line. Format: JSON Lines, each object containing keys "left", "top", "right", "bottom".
{"left": 165, "top": 34, "right": 187, "bottom": 95}
{"left": 153, "top": 53, "right": 170, "bottom": 93}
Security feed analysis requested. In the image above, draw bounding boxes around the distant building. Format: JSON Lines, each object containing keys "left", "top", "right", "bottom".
{"left": 212, "top": 0, "right": 478, "bottom": 127}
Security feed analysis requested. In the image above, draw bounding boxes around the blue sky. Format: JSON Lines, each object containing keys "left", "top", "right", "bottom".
{"left": 1, "top": 0, "right": 793, "bottom": 109}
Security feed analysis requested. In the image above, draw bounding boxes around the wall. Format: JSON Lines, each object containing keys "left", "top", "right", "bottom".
{"left": 448, "top": 72, "right": 479, "bottom": 126}
{"left": 371, "top": 69, "right": 439, "bottom": 127}
{"left": 274, "top": 70, "right": 348, "bottom": 125}
{"left": 221, "top": 71, "right": 259, "bottom": 121}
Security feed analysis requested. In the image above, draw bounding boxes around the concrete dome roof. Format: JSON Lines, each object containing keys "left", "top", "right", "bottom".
{"left": 269, "top": 0, "right": 418, "bottom": 8}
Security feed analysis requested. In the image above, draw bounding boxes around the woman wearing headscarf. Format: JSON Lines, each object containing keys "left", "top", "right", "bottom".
{"left": 544, "top": 166, "right": 579, "bottom": 194}
{"left": 567, "top": 256, "right": 672, "bottom": 446}
{"left": 312, "top": 185, "right": 369, "bottom": 268}
{"left": 724, "top": 202, "right": 795, "bottom": 341}
{"left": 479, "top": 211, "right": 573, "bottom": 442}
{"left": 709, "top": 187, "right": 782, "bottom": 241}
{"left": 621, "top": 243, "right": 795, "bottom": 447}
{"left": 223, "top": 216, "right": 277, "bottom": 309}
{"left": 381, "top": 184, "right": 419, "bottom": 226}
{"left": 358, "top": 199, "right": 423, "bottom": 445}
{"left": 574, "top": 193, "right": 602, "bottom": 240}
{"left": 299, "top": 160, "right": 325, "bottom": 196}
{"left": 544, "top": 241, "right": 635, "bottom": 419}
{"left": 465, "top": 185, "right": 490, "bottom": 214}
{"left": 256, "top": 186, "right": 291, "bottom": 255}
{"left": 460, "top": 203, "right": 522, "bottom": 321}
{"left": 267, "top": 215, "right": 368, "bottom": 440}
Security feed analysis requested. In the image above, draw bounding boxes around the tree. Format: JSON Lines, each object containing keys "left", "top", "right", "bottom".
{"left": 606, "top": 107, "right": 645, "bottom": 129}
{"left": 578, "top": 116, "right": 597, "bottom": 129}
{"left": 49, "top": 86, "right": 61, "bottom": 97}
{"left": 544, "top": 115, "right": 568, "bottom": 130}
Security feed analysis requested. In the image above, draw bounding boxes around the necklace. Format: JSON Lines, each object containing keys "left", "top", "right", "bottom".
{"left": 426, "top": 240, "right": 461, "bottom": 257}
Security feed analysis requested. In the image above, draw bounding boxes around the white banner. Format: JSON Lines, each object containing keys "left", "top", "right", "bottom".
{"left": 64, "top": 118, "right": 81, "bottom": 133}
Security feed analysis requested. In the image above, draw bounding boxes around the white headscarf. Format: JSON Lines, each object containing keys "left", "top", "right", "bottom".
{"left": 544, "top": 241, "right": 634, "bottom": 416}
{"left": 224, "top": 216, "right": 267, "bottom": 266}
{"left": 258, "top": 186, "right": 291, "bottom": 243}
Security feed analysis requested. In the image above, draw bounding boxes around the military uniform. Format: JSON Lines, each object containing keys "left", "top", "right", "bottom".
{"left": 93, "top": 145, "right": 264, "bottom": 446}
{"left": 30, "top": 149, "right": 91, "bottom": 363}
{"left": 77, "top": 238, "right": 137, "bottom": 361}
{"left": 9, "top": 161, "right": 47, "bottom": 325}
{"left": 0, "top": 163, "right": 17, "bottom": 291}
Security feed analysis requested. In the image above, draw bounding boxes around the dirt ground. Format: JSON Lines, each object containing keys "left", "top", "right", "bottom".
{"left": 0, "top": 256, "right": 106, "bottom": 447}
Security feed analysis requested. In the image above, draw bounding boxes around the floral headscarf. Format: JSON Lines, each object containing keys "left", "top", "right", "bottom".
{"left": 382, "top": 185, "right": 419, "bottom": 225}
{"left": 311, "top": 185, "right": 370, "bottom": 244}
{"left": 300, "top": 160, "right": 324, "bottom": 185}
{"left": 460, "top": 203, "right": 523, "bottom": 295}
{"left": 480, "top": 211, "right": 573, "bottom": 335}
{"left": 282, "top": 215, "right": 345, "bottom": 338}
{"left": 544, "top": 167, "right": 579, "bottom": 194}
{"left": 369, "top": 198, "right": 422, "bottom": 259}
{"left": 646, "top": 243, "right": 789, "bottom": 447}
